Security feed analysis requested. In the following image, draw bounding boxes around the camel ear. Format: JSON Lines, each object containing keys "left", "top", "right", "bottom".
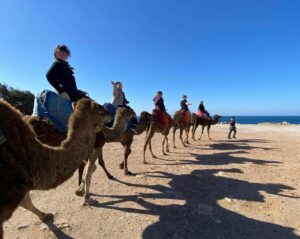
{"left": 90, "top": 101, "right": 99, "bottom": 112}
{"left": 72, "top": 102, "right": 77, "bottom": 110}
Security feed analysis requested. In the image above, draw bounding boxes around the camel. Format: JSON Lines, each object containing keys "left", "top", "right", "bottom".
{"left": 143, "top": 112, "right": 181, "bottom": 164}
{"left": 172, "top": 110, "right": 192, "bottom": 148}
{"left": 0, "top": 99, "right": 111, "bottom": 239}
{"left": 27, "top": 106, "right": 135, "bottom": 177}
{"left": 26, "top": 107, "right": 150, "bottom": 204}
{"left": 191, "top": 114, "right": 221, "bottom": 141}
{"left": 76, "top": 111, "right": 153, "bottom": 204}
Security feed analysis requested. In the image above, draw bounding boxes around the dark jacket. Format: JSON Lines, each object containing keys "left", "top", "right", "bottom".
{"left": 46, "top": 59, "right": 86, "bottom": 102}
{"left": 198, "top": 103, "right": 205, "bottom": 112}
{"left": 181, "top": 99, "right": 188, "bottom": 111}
{"left": 230, "top": 120, "right": 236, "bottom": 129}
{"left": 154, "top": 97, "right": 166, "bottom": 112}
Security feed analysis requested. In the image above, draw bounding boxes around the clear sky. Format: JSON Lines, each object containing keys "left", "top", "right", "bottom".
{"left": 0, "top": 0, "right": 299, "bottom": 115}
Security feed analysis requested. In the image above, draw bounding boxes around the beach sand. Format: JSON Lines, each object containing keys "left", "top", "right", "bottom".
{"left": 3, "top": 125, "right": 300, "bottom": 239}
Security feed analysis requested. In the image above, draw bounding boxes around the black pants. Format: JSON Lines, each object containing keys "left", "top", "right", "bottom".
{"left": 228, "top": 128, "right": 237, "bottom": 138}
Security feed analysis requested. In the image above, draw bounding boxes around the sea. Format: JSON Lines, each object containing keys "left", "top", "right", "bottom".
{"left": 220, "top": 116, "right": 300, "bottom": 125}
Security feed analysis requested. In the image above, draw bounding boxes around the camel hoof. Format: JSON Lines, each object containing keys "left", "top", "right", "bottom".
{"left": 119, "top": 163, "right": 124, "bottom": 169}
{"left": 40, "top": 213, "right": 54, "bottom": 222}
{"left": 125, "top": 170, "right": 133, "bottom": 176}
{"left": 107, "top": 174, "right": 114, "bottom": 180}
{"left": 143, "top": 161, "right": 148, "bottom": 164}
{"left": 163, "top": 153, "right": 167, "bottom": 156}
{"left": 173, "top": 146, "right": 176, "bottom": 149}
{"left": 75, "top": 183, "right": 85, "bottom": 197}
{"left": 83, "top": 197, "right": 98, "bottom": 206}
{"left": 152, "top": 155, "right": 157, "bottom": 158}
{"left": 75, "top": 189, "right": 84, "bottom": 197}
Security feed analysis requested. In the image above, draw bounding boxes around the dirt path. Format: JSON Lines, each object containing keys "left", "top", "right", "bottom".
{"left": 4, "top": 125, "right": 300, "bottom": 239}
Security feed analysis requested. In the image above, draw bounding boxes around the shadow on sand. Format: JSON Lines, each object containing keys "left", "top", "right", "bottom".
{"left": 90, "top": 168, "right": 299, "bottom": 239}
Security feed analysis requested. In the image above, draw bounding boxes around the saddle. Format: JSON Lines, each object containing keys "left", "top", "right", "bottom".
{"left": 152, "top": 109, "right": 173, "bottom": 126}
{"left": 32, "top": 90, "right": 73, "bottom": 133}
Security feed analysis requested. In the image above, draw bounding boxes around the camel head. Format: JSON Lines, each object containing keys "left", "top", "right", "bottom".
{"left": 139, "top": 111, "right": 153, "bottom": 123}
{"left": 115, "top": 107, "right": 136, "bottom": 120}
{"left": 212, "top": 114, "right": 222, "bottom": 124}
{"left": 72, "top": 99, "right": 112, "bottom": 128}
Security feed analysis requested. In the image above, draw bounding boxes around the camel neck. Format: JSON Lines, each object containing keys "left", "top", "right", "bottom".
{"left": 102, "top": 116, "right": 129, "bottom": 141}
{"left": 30, "top": 116, "right": 96, "bottom": 190}
{"left": 134, "top": 117, "right": 150, "bottom": 135}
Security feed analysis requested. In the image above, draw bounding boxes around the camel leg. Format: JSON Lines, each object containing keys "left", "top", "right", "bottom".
{"left": 83, "top": 158, "right": 98, "bottom": 204}
{"left": 184, "top": 127, "right": 189, "bottom": 145}
{"left": 143, "top": 126, "right": 156, "bottom": 163}
{"left": 20, "top": 192, "right": 53, "bottom": 222}
{"left": 198, "top": 126, "right": 204, "bottom": 141}
{"left": 78, "top": 161, "right": 86, "bottom": 186}
{"left": 179, "top": 128, "right": 186, "bottom": 147}
{"left": 122, "top": 137, "right": 133, "bottom": 175}
{"left": 75, "top": 149, "right": 98, "bottom": 198}
{"left": 207, "top": 125, "right": 212, "bottom": 140}
{"left": 98, "top": 156, "right": 114, "bottom": 179}
{"left": 149, "top": 139, "right": 156, "bottom": 158}
{"left": 173, "top": 127, "right": 176, "bottom": 148}
{"left": 166, "top": 135, "right": 170, "bottom": 152}
{"left": 192, "top": 124, "right": 198, "bottom": 141}
{"left": 162, "top": 136, "right": 166, "bottom": 155}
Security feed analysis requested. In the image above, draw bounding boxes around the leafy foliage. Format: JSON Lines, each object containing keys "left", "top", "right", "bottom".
{"left": 0, "top": 83, "right": 35, "bottom": 115}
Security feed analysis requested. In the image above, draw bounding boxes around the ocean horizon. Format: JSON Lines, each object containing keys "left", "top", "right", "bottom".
{"left": 219, "top": 116, "right": 300, "bottom": 125}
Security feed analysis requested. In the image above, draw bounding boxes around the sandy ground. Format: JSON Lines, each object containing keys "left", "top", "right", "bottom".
{"left": 3, "top": 124, "right": 300, "bottom": 239}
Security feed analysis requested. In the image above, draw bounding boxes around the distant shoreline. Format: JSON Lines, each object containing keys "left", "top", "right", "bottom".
{"left": 218, "top": 116, "right": 300, "bottom": 125}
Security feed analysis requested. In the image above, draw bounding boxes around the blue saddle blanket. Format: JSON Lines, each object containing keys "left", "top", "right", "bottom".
{"left": 32, "top": 90, "right": 73, "bottom": 133}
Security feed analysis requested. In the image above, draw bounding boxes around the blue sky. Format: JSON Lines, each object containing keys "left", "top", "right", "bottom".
{"left": 0, "top": 0, "right": 299, "bottom": 115}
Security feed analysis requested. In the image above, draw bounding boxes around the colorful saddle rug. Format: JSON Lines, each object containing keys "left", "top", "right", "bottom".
{"left": 32, "top": 90, "right": 73, "bottom": 133}
{"left": 195, "top": 110, "right": 208, "bottom": 119}
{"left": 152, "top": 109, "right": 173, "bottom": 126}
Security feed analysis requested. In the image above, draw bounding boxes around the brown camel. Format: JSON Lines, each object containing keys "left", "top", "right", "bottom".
{"left": 0, "top": 99, "right": 111, "bottom": 239}
{"left": 191, "top": 114, "right": 221, "bottom": 141}
{"left": 27, "top": 107, "right": 135, "bottom": 178}
{"left": 76, "top": 111, "right": 153, "bottom": 204}
{"left": 143, "top": 112, "right": 181, "bottom": 164}
{"left": 26, "top": 107, "right": 143, "bottom": 205}
{"left": 172, "top": 110, "right": 192, "bottom": 148}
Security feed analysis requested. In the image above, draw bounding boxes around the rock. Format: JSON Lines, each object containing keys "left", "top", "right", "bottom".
{"left": 40, "top": 224, "right": 49, "bottom": 231}
{"left": 17, "top": 224, "right": 30, "bottom": 230}
{"left": 56, "top": 219, "right": 71, "bottom": 230}
{"left": 224, "top": 197, "right": 232, "bottom": 203}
